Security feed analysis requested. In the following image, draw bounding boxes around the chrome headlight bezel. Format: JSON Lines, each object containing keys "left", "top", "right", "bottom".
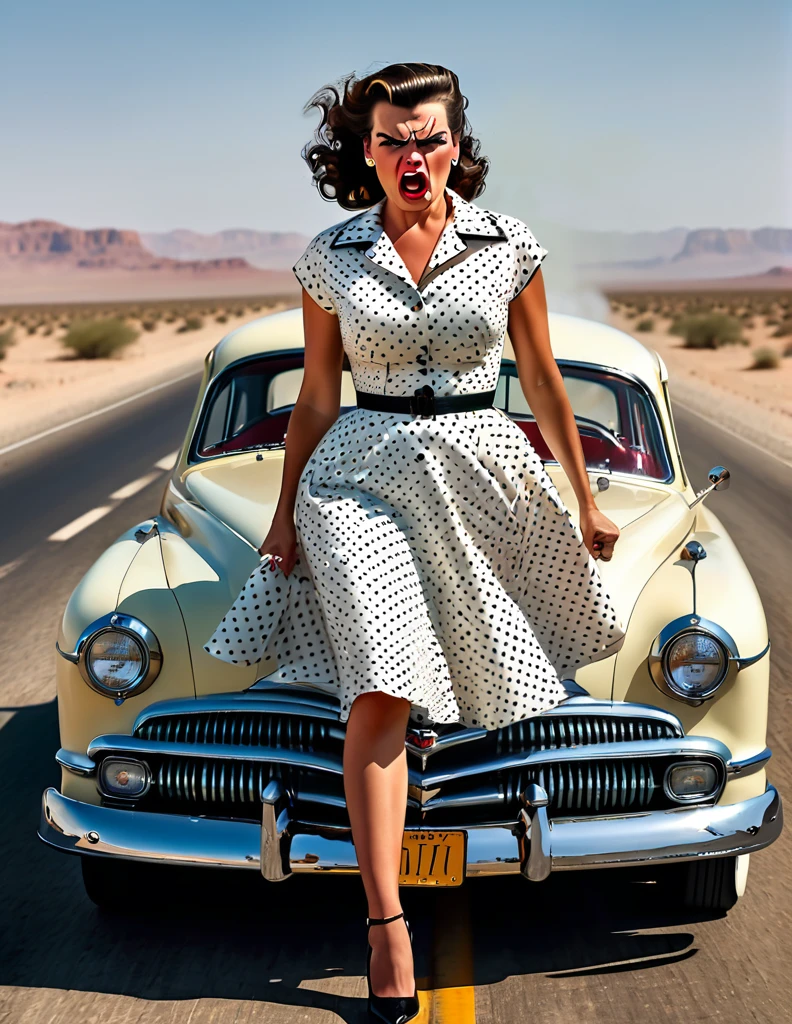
{"left": 58, "top": 612, "right": 163, "bottom": 701}
{"left": 648, "top": 615, "right": 738, "bottom": 706}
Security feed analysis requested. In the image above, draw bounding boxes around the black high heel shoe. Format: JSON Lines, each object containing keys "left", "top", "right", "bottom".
{"left": 366, "top": 910, "right": 420, "bottom": 1023}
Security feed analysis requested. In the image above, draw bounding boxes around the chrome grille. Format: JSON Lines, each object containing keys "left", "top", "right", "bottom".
{"left": 495, "top": 714, "right": 679, "bottom": 755}
{"left": 135, "top": 710, "right": 343, "bottom": 754}
{"left": 504, "top": 758, "right": 662, "bottom": 815}
{"left": 147, "top": 754, "right": 325, "bottom": 807}
{"left": 107, "top": 704, "right": 697, "bottom": 826}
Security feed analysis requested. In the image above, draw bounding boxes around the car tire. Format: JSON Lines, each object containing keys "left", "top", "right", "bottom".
{"left": 680, "top": 853, "right": 750, "bottom": 912}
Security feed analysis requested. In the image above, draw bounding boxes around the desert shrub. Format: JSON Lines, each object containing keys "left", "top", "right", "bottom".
{"left": 635, "top": 318, "right": 654, "bottom": 332}
{"left": 141, "top": 319, "right": 158, "bottom": 332}
{"left": 215, "top": 313, "right": 228, "bottom": 323}
{"left": 783, "top": 340, "right": 792, "bottom": 357}
{"left": 675, "top": 313, "right": 744, "bottom": 349}
{"left": 0, "top": 327, "right": 16, "bottom": 360}
{"left": 61, "top": 317, "right": 139, "bottom": 359}
{"left": 771, "top": 318, "right": 792, "bottom": 337}
{"left": 164, "top": 314, "right": 177, "bottom": 323}
{"left": 177, "top": 315, "right": 204, "bottom": 333}
{"left": 751, "top": 346, "right": 780, "bottom": 369}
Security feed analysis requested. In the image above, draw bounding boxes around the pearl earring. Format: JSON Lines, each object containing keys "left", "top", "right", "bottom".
{"left": 365, "top": 157, "right": 375, "bottom": 166}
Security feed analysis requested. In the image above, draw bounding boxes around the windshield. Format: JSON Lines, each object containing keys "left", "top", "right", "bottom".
{"left": 190, "top": 352, "right": 673, "bottom": 481}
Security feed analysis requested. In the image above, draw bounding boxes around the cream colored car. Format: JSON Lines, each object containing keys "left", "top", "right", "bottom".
{"left": 39, "top": 307, "right": 782, "bottom": 912}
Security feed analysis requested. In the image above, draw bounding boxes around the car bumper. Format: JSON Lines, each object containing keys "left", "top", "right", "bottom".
{"left": 38, "top": 781, "right": 782, "bottom": 880}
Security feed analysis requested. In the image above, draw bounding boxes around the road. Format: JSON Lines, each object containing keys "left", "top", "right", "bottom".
{"left": 0, "top": 372, "right": 789, "bottom": 1023}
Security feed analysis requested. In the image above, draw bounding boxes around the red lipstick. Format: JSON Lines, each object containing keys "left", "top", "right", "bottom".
{"left": 398, "top": 169, "right": 430, "bottom": 202}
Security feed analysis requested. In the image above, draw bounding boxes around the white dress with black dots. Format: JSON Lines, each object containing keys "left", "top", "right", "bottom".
{"left": 203, "top": 185, "right": 627, "bottom": 730}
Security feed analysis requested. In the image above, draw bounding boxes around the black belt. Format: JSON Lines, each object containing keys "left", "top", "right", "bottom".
{"left": 355, "top": 384, "right": 496, "bottom": 420}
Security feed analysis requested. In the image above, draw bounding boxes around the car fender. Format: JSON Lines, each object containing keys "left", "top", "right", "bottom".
{"left": 612, "top": 504, "right": 770, "bottom": 804}
{"left": 56, "top": 519, "right": 195, "bottom": 803}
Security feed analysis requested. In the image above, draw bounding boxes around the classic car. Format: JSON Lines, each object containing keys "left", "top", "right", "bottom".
{"left": 38, "top": 305, "right": 783, "bottom": 913}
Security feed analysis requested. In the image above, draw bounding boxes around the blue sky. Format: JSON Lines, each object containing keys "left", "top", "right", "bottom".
{"left": 1, "top": 0, "right": 789, "bottom": 237}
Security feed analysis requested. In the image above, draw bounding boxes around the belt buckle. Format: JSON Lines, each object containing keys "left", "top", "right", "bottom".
{"left": 410, "top": 384, "right": 436, "bottom": 419}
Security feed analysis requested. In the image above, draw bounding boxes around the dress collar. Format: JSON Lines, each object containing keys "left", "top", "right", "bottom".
{"left": 330, "top": 185, "right": 505, "bottom": 248}
{"left": 329, "top": 185, "right": 507, "bottom": 292}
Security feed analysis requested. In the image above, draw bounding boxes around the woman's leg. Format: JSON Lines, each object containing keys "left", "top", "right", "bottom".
{"left": 343, "top": 691, "right": 415, "bottom": 998}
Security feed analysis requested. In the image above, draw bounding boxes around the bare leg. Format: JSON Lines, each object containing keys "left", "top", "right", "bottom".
{"left": 343, "top": 691, "right": 415, "bottom": 998}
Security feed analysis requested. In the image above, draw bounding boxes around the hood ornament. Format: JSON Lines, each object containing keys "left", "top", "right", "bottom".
{"left": 406, "top": 728, "right": 437, "bottom": 750}
{"left": 405, "top": 728, "right": 439, "bottom": 771}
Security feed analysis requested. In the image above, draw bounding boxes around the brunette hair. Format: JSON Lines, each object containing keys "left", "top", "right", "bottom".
{"left": 298, "top": 62, "right": 489, "bottom": 210}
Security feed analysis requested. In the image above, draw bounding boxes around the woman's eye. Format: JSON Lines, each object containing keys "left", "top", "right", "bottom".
{"left": 379, "top": 135, "right": 447, "bottom": 148}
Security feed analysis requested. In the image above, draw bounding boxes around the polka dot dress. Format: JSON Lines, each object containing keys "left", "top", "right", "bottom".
{"left": 203, "top": 185, "right": 627, "bottom": 730}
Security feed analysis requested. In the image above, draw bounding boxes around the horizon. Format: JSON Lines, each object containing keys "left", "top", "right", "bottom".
{"left": 2, "top": 215, "right": 790, "bottom": 239}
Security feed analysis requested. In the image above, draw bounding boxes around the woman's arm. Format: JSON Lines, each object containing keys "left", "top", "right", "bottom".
{"left": 272, "top": 289, "right": 345, "bottom": 525}
{"left": 506, "top": 269, "right": 619, "bottom": 561}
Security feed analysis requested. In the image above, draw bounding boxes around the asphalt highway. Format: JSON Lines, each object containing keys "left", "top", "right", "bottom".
{"left": 0, "top": 371, "right": 789, "bottom": 1023}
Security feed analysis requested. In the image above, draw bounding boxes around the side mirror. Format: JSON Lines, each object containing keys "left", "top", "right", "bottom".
{"left": 688, "top": 465, "right": 730, "bottom": 509}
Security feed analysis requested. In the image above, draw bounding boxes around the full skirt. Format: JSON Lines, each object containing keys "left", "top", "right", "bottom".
{"left": 203, "top": 406, "right": 626, "bottom": 730}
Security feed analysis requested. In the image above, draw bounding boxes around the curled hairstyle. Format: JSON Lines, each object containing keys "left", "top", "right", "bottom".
{"left": 298, "top": 62, "right": 489, "bottom": 210}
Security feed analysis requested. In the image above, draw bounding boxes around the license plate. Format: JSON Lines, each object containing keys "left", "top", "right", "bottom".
{"left": 399, "top": 830, "right": 467, "bottom": 886}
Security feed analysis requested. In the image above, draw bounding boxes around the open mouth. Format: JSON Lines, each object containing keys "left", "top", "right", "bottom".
{"left": 398, "top": 169, "right": 429, "bottom": 200}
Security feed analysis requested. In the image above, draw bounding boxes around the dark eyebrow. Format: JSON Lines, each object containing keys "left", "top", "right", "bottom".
{"left": 375, "top": 130, "right": 448, "bottom": 144}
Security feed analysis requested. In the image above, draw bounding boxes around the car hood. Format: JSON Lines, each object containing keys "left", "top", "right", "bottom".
{"left": 184, "top": 452, "right": 694, "bottom": 629}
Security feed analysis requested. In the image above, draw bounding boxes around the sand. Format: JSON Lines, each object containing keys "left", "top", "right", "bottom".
{"left": 0, "top": 303, "right": 294, "bottom": 451}
{"left": 607, "top": 310, "right": 792, "bottom": 465}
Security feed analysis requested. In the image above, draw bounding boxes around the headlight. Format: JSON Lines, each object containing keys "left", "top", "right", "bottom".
{"left": 99, "top": 757, "right": 151, "bottom": 798}
{"left": 65, "top": 613, "right": 163, "bottom": 702}
{"left": 663, "top": 632, "right": 728, "bottom": 699}
{"left": 649, "top": 617, "right": 737, "bottom": 705}
{"left": 664, "top": 761, "right": 720, "bottom": 803}
{"left": 86, "top": 630, "right": 146, "bottom": 689}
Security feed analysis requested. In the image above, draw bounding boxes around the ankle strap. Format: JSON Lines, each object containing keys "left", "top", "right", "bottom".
{"left": 367, "top": 911, "right": 404, "bottom": 926}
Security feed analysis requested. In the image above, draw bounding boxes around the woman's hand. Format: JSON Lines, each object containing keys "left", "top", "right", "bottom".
{"left": 579, "top": 505, "right": 620, "bottom": 561}
{"left": 257, "top": 511, "right": 298, "bottom": 577}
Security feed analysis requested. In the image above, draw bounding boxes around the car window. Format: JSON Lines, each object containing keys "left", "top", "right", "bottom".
{"left": 191, "top": 353, "right": 673, "bottom": 481}
{"left": 496, "top": 360, "right": 672, "bottom": 481}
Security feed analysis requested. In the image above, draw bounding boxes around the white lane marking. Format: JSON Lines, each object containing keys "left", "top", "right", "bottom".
{"left": 45, "top": 451, "right": 175, "bottom": 544}
{"left": 672, "top": 398, "right": 792, "bottom": 471}
{"left": 0, "top": 557, "right": 26, "bottom": 580}
{"left": 155, "top": 449, "right": 180, "bottom": 471}
{"left": 48, "top": 506, "right": 115, "bottom": 542}
{"left": 0, "top": 368, "right": 202, "bottom": 457}
{"left": 109, "top": 471, "right": 163, "bottom": 500}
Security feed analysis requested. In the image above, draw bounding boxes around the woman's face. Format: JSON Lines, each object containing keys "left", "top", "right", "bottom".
{"left": 362, "top": 99, "right": 459, "bottom": 211}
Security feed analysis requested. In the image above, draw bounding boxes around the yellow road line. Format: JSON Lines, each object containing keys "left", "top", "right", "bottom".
{"left": 422, "top": 886, "right": 477, "bottom": 1023}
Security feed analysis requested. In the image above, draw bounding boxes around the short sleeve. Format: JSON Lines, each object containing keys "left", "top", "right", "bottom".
{"left": 292, "top": 233, "right": 338, "bottom": 316}
{"left": 508, "top": 219, "right": 548, "bottom": 301}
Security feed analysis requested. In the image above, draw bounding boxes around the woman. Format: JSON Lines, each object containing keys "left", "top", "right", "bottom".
{"left": 205, "top": 62, "right": 625, "bottom": 1023}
